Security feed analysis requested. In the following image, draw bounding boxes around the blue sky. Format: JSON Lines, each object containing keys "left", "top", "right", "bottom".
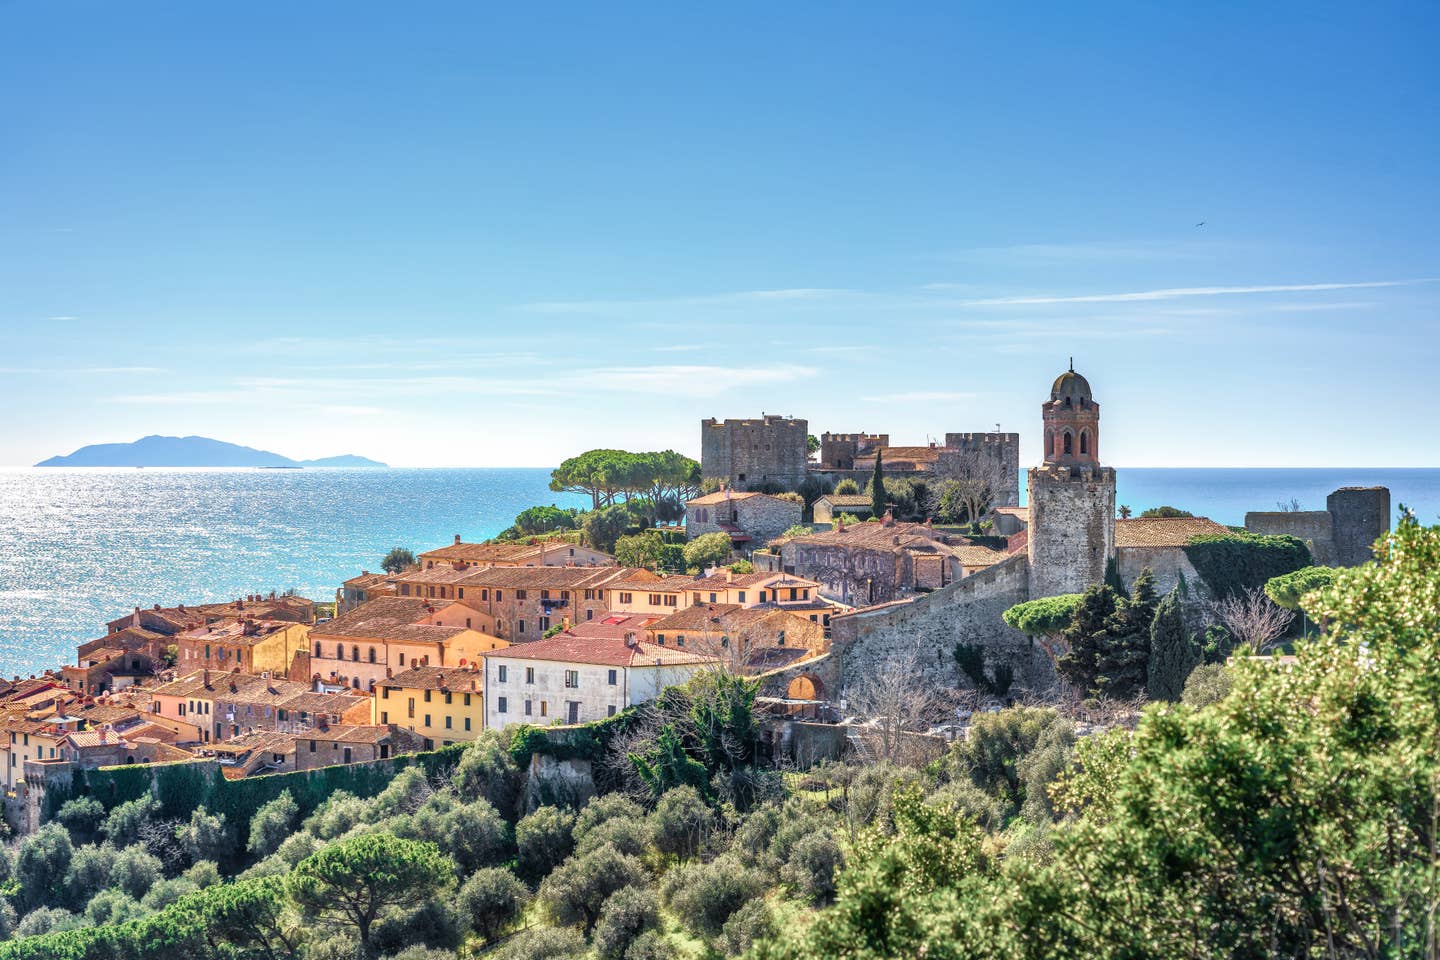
{"left": 1, "top": 2, "right": 1436, "bottom": 468}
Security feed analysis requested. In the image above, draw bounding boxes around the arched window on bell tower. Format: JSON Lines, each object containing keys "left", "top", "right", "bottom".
{"left": 1080, "top": 431, "right": 1089, "bottom": 456}
{"left": 1063, "top": 432, "right": 1073, "bottom": 456}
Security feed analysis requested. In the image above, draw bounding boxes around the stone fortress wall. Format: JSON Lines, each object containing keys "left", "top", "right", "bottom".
{"left": 1244, "top": 486, "right": 1390, "bottom": 566}
{"left": 700, "top": 415, "right": 810, "bottom": 490}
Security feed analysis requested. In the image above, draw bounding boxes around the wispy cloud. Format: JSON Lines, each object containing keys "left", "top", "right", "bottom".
{"left": 109, "top": 363, "right": 817, "bottom": 407}
{"left": 47, "top": 316, "right": 78, "bottom": 321}
{"left": 861, "top": 390, "right": 976, "bottom": 403}
{"left": 0, "top": 365, "right": 166, "bottom": 375}
{"left": 521, "top": 288, "right": 855, "bottom": 313}
{"left": 650, "top": 344, "right": 705, "bottom": 353}
{"left": 961, "top": 279, "right": 1432, "bottom": 306}
{"left": 944, "top": 241, "right": 1209, "bottom": 264}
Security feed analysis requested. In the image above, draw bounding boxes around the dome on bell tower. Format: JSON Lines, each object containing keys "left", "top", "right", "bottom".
{"left": 1050, "top": 363, "right": 1092, "bottom": 404}
{"left": 1041, "top": 360, "right": 1100, "bottom": 467}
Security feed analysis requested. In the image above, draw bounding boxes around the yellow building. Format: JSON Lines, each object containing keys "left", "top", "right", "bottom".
{"left": 175, "top": 619, "right": 311, "bottom": 677}
{"left": 373, "top": 664, "right": 486, "bottom": 748}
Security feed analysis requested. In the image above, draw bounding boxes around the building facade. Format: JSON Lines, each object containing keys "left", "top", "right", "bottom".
{"left": 700, "top": 415, "right": 810, "bottom": 491}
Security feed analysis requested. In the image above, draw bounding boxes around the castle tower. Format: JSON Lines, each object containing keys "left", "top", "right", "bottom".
{"left": 1027, "top": 362, "right": 1116, "bottom": 598}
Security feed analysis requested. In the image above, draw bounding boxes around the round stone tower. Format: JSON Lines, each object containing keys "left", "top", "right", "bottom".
{"left": 1027, "top": 362, "right": 1116, "bottom": 598}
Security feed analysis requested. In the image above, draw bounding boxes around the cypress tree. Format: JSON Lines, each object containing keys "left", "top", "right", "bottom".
{"left": 1147, "top": 587, "right": 1196, "bottom": 701}
{"left": 1056, "top": 584, "right": 1118, "bottom": 695}
{"left": 1104, "top": 556, "right": 1128, "bottom": 597}
{"left": 870, "top": 449, "right": 886, "bottom": 519}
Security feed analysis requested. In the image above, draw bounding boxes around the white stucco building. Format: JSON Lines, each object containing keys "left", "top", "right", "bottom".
{"left": 482, "top": 634, "right": 717, "bottom": 730}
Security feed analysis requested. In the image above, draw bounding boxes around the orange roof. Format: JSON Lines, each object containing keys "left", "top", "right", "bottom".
{"left": 311, "top": 598, "right": 466, "bottom": 644}
{"left": 1115, "top": 517, "right": 1230, "bottom": 548}
{"left": 485, "top": 634, "right": 718, "bottom": 668}
{"left": 377, "top": 665, "right": 483, "bottom": 692}
{"left": 687, "top": 490, "right": 784, "bottom": 506}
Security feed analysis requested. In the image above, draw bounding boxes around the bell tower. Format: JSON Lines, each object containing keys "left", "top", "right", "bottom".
{"left": 1027, "top": 362, "right": 1116, "bottom": 598}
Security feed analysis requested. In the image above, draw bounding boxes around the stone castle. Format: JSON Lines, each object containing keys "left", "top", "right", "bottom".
{"left": 701, "top": 415, "right": 1020, "bottom": 507}
{"left": 717, "top": 365, "right": 1391, "bottom": 698}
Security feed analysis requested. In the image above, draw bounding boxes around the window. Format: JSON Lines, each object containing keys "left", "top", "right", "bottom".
{"left": 336, "top": 643, "right": 344, "bottom": 658}
{"left": 381, "top": 710, "right": 388, "bottom": 723}
{"left": 518, "top": 620, "right": 526, "bottom": 634}
{"left": 608, "top": 669, "right": 617, "bottom": 685}
{"left": 656, "top": 634, "right": 665, "bottom": 645}
{"left": 677, "top": 635, "right": 685, "bottom": 647}
{"left": 619, "top": 592, "right": 632, "bottom": 604}
{"left": 368, "top": 646, "right": 376, "bottom": 663}
{"left": 540, "top": 589, "right": 550, "bottom": 600}
{"left": 778, "top": 630, "right": 787, "bottom": 647}
{"left": 565, "top": 670, "right": 579, "bottom": 688}
{"left": 424, "top": 690, "right": 432, "bottom": 702}
{"left": 464, "top": 717, "right": 471, "bottom": 731}
{"left": 495, "top": 590, "right": 503, "bottom": 602}
{"left": 424, "top": 713, "right": 431, "bottom": 727}
{"left": 1080, "top": 431, "right": 1090, "bottom": 455}
{"left": 464, "top": 693, "right": 471, "bottom": 706}
{"left": 540, "top": 701, "right": 547, "bottom": 717}
{"left": 584, "top": 589, "right": 595, "bottom": 600}
{"left": 693, "top": 592, "right": 702, "bottom": 604}
{"left": 758, "top": 590, "right": 767, "bottom": 602}
{"left": 481, "top": 589, "right": 490, "bottom": 601}
{"left": 709, "top": 593, "right": 717, "bottom": 603}
{"left": 561, "top": 591, "right": 570, "bottom": 600}
{"left": 1063, "top": 432, "right": 1073, "bottom": 455}
{"left": 457, "top": 588, "right": 464, "bottom": 599}
{"left": 466, "top": 618, "right": 472, "bottom": 627}
{"left": 309, "top": 740, "right": 317, "bottom": 752}
{"left": 382, "top": 687, "right": 390, "bottom": 699}
{"left": 587, "top": 609, "right": 594, "bottom": 620}
{"left": 498, "top": 697, "right": 508, "bottom": 713}
{"left": 314, "top": 641, "right": 321, "bottom": 657}
{"left": 516, "top": 589, "right": 527, "bottom": 600}
{"left": 498, "top": 665, "right": 508, "bottom": 683}
{"left": 408, "top": 697, "right": 415, "bottom": 718}
{"left": 445, "top": 691, "right": 453, "bottom": 705}
{"left": 608, "top": 705, "right": 617, "bottom": 717}
{"left": 526, "top": 667, "right": 535, "bottom": 684}
{"left": 738, "top": 591, "right": 746, "bottom": 603}
{"left": 540, "top": 616, "right": 550, "bottom": 632}
{"left": 664, "top": 595, "right": 677, "bottom": 607}
{"left": 525, "top": 700, "right": 532, "bottom": 716}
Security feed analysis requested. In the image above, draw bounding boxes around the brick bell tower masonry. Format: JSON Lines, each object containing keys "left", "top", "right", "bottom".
{"left": 1026, "top": 361, "right": 1116, "bottom": 598}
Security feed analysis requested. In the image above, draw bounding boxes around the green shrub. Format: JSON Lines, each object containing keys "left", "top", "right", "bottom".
{"left": 494, "top": 927, "right": 587, "bottom": 960}
{"left": 246, "top": 790, "right": 298, "bottom": 858}
{"left": 592, "top": 886, "right": 660, "bottom": 960}
{"left": 782, "top": 831, "right": 844, "bottom": 904}
{"left": 1183, "top": 532, "right": 1311, "bottom": 598}
{"left": 660, "top": 854, "right": 765, "bottom": 939}
{"left": 537, "top": 843, "right": 647, "bottom": 932}
{"left": 1264, "top": 565, "right": 1339, "bottom": 611}
{"left": 457, "top": 867, "right": 527, "bottom": 942}
{"left": 684, "top": 532, "right": 734, "bottom": 571}
{"left": 1181, "top": 662, "right": 1234, "bottom": 708}
{"left": 648, "top": 785, "right": 715, "bottom": 859}
{"left": 516, "top": 805, "right": 576, "bottom": 884}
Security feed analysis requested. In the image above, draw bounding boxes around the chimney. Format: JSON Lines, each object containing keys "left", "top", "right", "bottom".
{"left": 893, "top": 535, "right": 901, "bottom": 546}
{"left": 454, "top": 534, "right": 462, "bottom": 545}
{"left": 725, "top": 569, "right": 734, "bottom": 583}
{"left": 836, "top": 518, "right": 846, "bottom": 533}
{"left": 153, "top": 603, "right": 161, "bottom": 611}
{"left": 203, "top": 669, "right": 211, "bottom": 688}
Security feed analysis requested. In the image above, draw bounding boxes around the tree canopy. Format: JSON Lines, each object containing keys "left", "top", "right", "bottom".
{"left": 550, "top": 450, "right": 701, "bottom": 514}
{"left": 380, "top": 548, "right": 415, "bottom": 575}
{"left": 1264, "top": 564, "right": 1339, "bottom": 611}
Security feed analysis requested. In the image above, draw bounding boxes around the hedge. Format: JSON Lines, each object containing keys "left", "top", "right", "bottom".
{"left": 48, "top": 742, "right": 471, "bottom": 850}
{"left": 1183, "top": 532, "right": 1312, "bottom": 599}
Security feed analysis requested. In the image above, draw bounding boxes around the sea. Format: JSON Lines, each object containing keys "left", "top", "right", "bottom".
{"left": 1, "top": 466, "right": 1437, "bottom": 678}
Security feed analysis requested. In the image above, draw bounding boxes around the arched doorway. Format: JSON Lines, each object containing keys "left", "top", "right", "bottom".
{"left": 786, "top": 674, "right": 824, "bottom": 702}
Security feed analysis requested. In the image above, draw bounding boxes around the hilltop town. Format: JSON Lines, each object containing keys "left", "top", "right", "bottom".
{"left": 0, "top": 365, "right": 1390, "bottom": 838}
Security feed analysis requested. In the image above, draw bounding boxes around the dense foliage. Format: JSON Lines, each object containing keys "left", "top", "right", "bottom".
{"left": 1183, "top": 531, "right": 1311, "bottom": 599}
{"left": 760, "top": 514, "right": 1440, "bottom": 959}
{"left": 9, "top": 522, "right": 1436, "bottom": 960}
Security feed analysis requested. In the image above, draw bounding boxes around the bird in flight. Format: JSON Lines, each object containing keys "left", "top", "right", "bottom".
{"left": 1195, "top": 221, "right": 1206, "bottom": 227}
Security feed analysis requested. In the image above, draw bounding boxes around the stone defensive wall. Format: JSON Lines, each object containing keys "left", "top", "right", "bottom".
{"left": 830, "top": 552, "right": 1053, "bottom": 695}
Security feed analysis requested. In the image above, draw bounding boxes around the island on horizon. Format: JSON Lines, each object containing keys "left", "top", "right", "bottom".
{"left": 35, "top": 434, "right": 387, "bottom": 468}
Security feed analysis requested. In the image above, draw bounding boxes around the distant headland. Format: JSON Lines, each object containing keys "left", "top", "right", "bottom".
{"left": 35, "top": 435, "right": 387, "bottom": 468}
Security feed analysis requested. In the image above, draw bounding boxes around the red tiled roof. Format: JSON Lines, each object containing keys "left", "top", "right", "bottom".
{"left": 310, "top": 598, "right": 465, "bottom": 643}
{"left": 376, "top": 666, "right": 483, "bottom": 692}
{"left": 1115, "top": 517, "right": 1230, "bottom": 548}
{"left": 484, "top": 634, "right": 718, "bottom": 668}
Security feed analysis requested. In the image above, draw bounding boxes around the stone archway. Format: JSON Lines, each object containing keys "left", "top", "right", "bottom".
{"left": 786, "top": 674, "right": 824, "bottom": 702}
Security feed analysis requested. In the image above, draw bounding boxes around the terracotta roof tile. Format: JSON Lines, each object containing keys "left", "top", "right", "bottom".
{"left": 311, "top": 598, "right": 466, "bottom": 644}
{"left": 485, "top": 634, "right": 718, "bottom": 668}
{"left": 1115, "top": 517, "right": 1230, "bottom": 548}
{"left": 376, "top": 666, "right": 483, "bottom": 692}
